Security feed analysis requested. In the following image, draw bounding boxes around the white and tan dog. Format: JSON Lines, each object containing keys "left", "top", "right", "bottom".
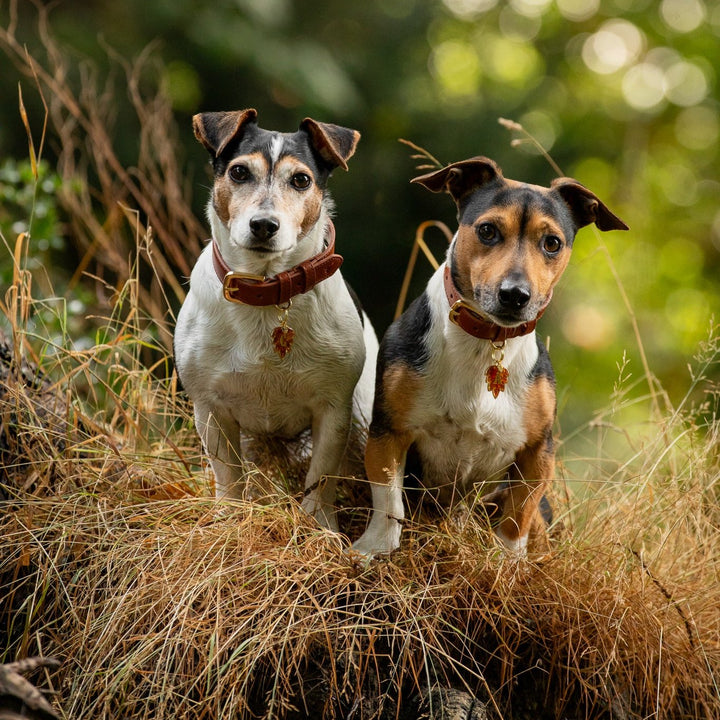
{"left": 352, "top": 157, "right": 628, "bottom": 557}
{"left": 175, "top": 109, "right": 378, "bottom": 530}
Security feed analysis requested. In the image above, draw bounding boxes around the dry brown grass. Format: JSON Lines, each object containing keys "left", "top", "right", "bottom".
{"left": 1, "top": 252, "right": 719, "bottom": 719}
{"left": 1, "top": 6, "right": 719, "bottom": 718}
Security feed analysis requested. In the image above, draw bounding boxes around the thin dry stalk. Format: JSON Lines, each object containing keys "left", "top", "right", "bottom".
{"left": 0, "top": 0, "right": 206, "bottom": 352}
{"left": 394, "top": 220, "right": 452, "bottom": 320}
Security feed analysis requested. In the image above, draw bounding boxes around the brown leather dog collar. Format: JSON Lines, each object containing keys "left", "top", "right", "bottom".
{"left": 212, "top": 221, "right": 343, "bottom": 306}
{"left": 443, "top": 264, "right": 548, "bottom": 342}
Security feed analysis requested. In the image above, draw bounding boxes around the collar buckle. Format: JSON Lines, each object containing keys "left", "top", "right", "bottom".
{"left": 448, "top": 298, "right": 482, "bottom": 327}
{"left": 222, "top": 271, "right": 266, "bottom": 304}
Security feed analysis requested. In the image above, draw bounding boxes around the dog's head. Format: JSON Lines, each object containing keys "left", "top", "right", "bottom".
{"left": 193, "top": 108, "right": 360, "bottom": 256}
{"left": 412, "top": 157, "right": 628, "bottom": 327}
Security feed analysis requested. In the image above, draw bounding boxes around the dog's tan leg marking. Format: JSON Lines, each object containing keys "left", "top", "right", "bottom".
{"left": 497, "top": 376, "right": 556, "bottom": 555}
{"left": 351, "top": 364, "right": 422, "bottom": 556}
{"left": 351, "top": 432, "right": 411, "bottom": 556}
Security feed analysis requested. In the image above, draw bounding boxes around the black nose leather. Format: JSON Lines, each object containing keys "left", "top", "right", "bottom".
{"left": 498, "top": 280, "right": 531, "bottom": 309}
{"left": 250, "top": 216, "right": 280, "bottom": 240}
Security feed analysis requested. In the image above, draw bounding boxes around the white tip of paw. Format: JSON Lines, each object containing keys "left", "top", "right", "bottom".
{"left": 495, "top": 528, "right": 529, "bottom": 558}
{"left": 350, "top": 515, "right": 402, "bottom": 559}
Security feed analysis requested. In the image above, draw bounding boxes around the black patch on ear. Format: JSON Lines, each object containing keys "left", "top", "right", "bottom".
{"left": 299, "top": 118, "right": 360, "bottom": 172}
{"left": 551, "top": 178, "right": 629, "bottom": 232}
{"left": 412, "top": 157, "right": 502, "bottom": 207}
{"left": 193, "top": 109, "right": 258, "bottom": 159}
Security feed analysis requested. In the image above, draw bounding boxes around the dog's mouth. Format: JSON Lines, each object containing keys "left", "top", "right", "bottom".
{"left": 489, "top": 310, "right": 533, "bottom": 327}
{"left": 247, "top": 245, "right": 278, "bottom": 254}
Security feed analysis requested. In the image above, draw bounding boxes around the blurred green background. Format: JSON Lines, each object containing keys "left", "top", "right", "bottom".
{"left": 1, "top": 0, "right": 718, "bottom": 461}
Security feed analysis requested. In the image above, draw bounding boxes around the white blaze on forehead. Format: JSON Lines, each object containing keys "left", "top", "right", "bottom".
{"left": 269, "top": 134, "right": 285, "bottom": 164}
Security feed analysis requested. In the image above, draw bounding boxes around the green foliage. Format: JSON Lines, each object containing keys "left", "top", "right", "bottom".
{"left": 0, "top": 158, "right": 63, "bottom": 284}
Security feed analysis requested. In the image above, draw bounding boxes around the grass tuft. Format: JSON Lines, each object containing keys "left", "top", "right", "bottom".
{"left": 1, "top": 310, "right": 719, "bottom": 718}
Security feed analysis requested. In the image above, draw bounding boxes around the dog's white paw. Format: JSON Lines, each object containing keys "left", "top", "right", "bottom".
{"left": 495, "top": 528, "right": 529, "bottom": 558}
{"left": 301, "top": 493, "right": 340, "bottom": 533}
{"left": 350, "top": 515, "right": 402, "bottom": 558}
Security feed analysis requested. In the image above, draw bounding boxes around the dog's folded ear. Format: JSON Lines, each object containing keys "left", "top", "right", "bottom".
{"left": 193, "top": 109, "right": 258, "bottom": 158}
{"left": 551, "top": 178, "right": 629, "bottom": 232}
{"left": 411, "top": 157, "right": 502, "bottom": 204}
{"left": 300, "top": 119, "right": 360, "bottom": 171}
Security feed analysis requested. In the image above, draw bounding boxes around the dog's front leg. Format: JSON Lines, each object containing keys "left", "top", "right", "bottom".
{"left": 496, "top": 441, "right": 554, "bottom": 556}
{"left": 300, "top": 406, "right": 354, "bottom": 532}
{"left": 350, "top": 433, "right": 409, "bottom": 557}
{"left": 194, "top": 403, "right": 246, "bottom": 501}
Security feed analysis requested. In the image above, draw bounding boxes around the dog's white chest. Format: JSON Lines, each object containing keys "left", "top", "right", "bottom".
{"left": 209, "top": 363, "right": 315, "bottom": 437}
{"left": 410, "top": 332, "right": 537, "bottom": 490}
{"left": 175, "top": 253, "right": 367, "bottom": 439}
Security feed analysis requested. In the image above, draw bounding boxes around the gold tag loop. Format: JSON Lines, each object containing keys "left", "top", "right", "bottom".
{"left": 271, "top": 300, "right": 295, "bottom": 358}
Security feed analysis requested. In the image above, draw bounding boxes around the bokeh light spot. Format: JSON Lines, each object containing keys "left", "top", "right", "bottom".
{"left": 581, "top": 20, "right": 644, "bottom": 75}
{"left": 658, "top": 239, "right": 704, "bottom": 283}
{"left": 665, "top": 288, "right": 710, "bottom": 348}
{"left": 712, "top": 210, "right": 720, "bottom": 252}
{"left": 622, "top": 63, "right": 665, "bottom": 111}
{"left": 556, "top": 0, "right": 600, "bottom": 22}
{"left": 162, "top": 61, "right": 201, "bottom": 112}
{"left": 664, "top": 61, "right": 708, "bottom": 106}
{"left": 674, "top": 106, "right": 719, "bottom": 150}
{"left": 659, "top": 0, "right": 706, "bottom": 34}
{"left": 442, "top": 0, "right": 498, "bottom": 19}
{"left": 509, "top": 0, "right": 552, "bottom": 18}
{"left": 659, "top": 163, "right": 698, "bottom": 207}
{"left": 517, "top": 110, "right": 558, "bottom": 153}
{"left": 499, "top": 6, "right": 542, "bottom": 40}
{"left": 485, "top": 36, "right": 543, "bottom": 86}
{"left": 430, "top": 40, "right": 482, "bottom": 97}
{"left": 562, "top": 304, "right": 616, "bottom": 350}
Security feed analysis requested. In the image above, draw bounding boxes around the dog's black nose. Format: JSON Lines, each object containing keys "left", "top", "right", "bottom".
{"left": 250, "top": 216, "right": 280, "bottom": 240}
{"left": 498, "top": 279, "right": 531, "bottom": 309}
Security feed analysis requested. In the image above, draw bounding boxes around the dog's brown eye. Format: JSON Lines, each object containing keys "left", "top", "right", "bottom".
{"left": 229, "top": 165, "right": 251, "bottom": 184}
{"left": 542, "top": 235, "right": 563, "bottom": 254}
{"left": 290, "top": 173, "right": 312, "bottom": 190}
{"left": 476, "top": 223, "right": 498, "bottom": 244}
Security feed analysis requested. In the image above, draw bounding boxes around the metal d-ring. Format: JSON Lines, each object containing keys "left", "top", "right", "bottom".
{"left": 490, "top": 340, "right": 505, "bottom": 364}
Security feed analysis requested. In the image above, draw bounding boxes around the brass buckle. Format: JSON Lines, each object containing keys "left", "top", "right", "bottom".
{"left": 448, "top": 299, "right": 480, "bottom": 326}
{"left": 222, "top": 271, "right": 266, "bottom": 303}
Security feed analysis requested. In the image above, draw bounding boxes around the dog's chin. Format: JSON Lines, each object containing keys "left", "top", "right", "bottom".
{"left": 482, "top": 306, "right": 540, "bottom": 328}
{"left": 247, "top": 245, "right": 282, "bottom": 255}
{"left": 241, "top": 240, "right": 299, "bottom": 258}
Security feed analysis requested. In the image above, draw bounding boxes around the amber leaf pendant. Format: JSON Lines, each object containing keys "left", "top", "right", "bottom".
{"left": 485, "top": 342, "right": 509, "bottom": 398}
{"left": 271, "top": 302, "right": 295, "bottom": 359}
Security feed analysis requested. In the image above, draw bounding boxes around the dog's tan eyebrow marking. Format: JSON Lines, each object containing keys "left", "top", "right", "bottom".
{"left": 274, "top": 155, "right": 315, "bottom": 179}
{"left": 525, "top": 215, "right": 566, "bottom": 240}
{"left": 227, "top": 152, "right": 268, "bottom": 175}
{"left": 468, "top": 209, "right": 522, "bottom": 236}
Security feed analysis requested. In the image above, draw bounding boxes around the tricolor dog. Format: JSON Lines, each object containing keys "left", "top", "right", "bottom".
{"left": 352, "top": 157, "right": 628, "bottom": 557}
{"left": 174, "top": 109, "right": 378, "bottom": 530}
